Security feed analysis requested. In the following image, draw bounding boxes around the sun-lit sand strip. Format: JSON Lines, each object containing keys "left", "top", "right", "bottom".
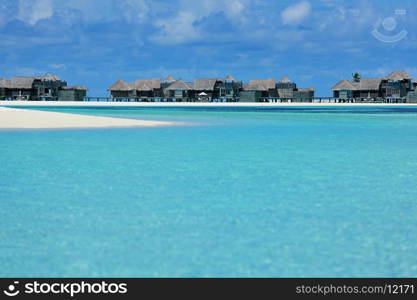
{"left": 0, "top": 107, "right": 176, "bottom": 129}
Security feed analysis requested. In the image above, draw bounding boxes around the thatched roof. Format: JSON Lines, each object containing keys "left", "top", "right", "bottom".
{"left": 354, "top": 79, "right": 381, "bottom": 91}
{"left": 0, "top": 78, "right": 7, "bottom": 88}
{"left": 73, "top": 85, "right": 88, "bottom": 91}
{"left": 248, "top": 79, "right": 276, "bottom": 90}
{"left": 242, "top": 83, "right": 267, "bottom": 91}
{"left": 9, "top": 77, "right": 36, "bottom": 89}
{"left": 194, "top": 79, "right": 219, "bottom": 91}
{"left": 108, "top": 79, "right": 161, "bottom": 91}
{"left": 332, "top": 79, "right": 381, "bottom": 91}
{"left": 298, "top": 88, "right": 315, "bottom": 92}
{"left": 332, "top": 80, "right": 356, "bottom": 91}
{"left": 280, "top": 77, "right": 291, "bottom": 83}
{"left": 134, "top": 79, "right": 161, "bottom": 91}
{"left": 38, "top": 74, "right": 61, "bottom": 81}
{"left": 225, "top": 75, "right": 235, "bottom": 81}
{"left": 164, "top": 80, "right": 193, "bottom": 91}
{"left": 62, "top": 85, "right": 88, "bottom": 91}
{"left": 165, "top": 76, "right": 175, "bottom": 82}
{"left": 108, "top": 80, "right": 133, "bottom": 91}
{"left": 0, "top": 74, "right": 62, "bottom": 89}
{"left": 383, "top": 71, "right": 412, "bottom": 81}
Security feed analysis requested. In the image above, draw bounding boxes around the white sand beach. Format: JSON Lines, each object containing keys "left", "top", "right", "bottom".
{"left": 0, "top": 101, "right": 415, "bottom": 129}
{"left": 0, "top": 107, "right": 175, "bottom": 129}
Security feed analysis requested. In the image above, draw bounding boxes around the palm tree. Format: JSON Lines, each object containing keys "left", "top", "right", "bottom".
{"left": 353, "top": 72, "right": 361, "bottom": 82}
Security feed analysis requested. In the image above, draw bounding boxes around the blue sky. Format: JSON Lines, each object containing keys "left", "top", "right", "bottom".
{"left": 0, "top": 0, "right": 416, "bottom": 96}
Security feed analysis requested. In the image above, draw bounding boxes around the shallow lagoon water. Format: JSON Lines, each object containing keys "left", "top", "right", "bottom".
{"left": 1, "top": 106, "right": 417, "bottom": 277}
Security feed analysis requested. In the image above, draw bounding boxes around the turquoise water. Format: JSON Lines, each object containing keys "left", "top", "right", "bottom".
{"left": 1, "top": 106, "right": 417, "bottom": 277}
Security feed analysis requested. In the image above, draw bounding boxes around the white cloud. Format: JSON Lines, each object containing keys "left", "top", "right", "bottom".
{"left": 55, "top": 0, "right": 119, "bottom": 23}
{"left": 179, "top": 0, "right": 245, "bottom": 19}
{"left": 224, "top": 0, "right": 245, "bottom": 18}
{"left": 0, "top": 1, "right": 17, "bottom": 27}
{"left": 52, "top": 0, "right": 150, "bottom": 25}
{"left": 152, "top": 0, "right": 247, "bottom": 45}
{"left": 117, "top": 0, "right": 149, "bottom": 23}
{"left": 152, "top": 11, "right": 200, "bottom": 45}
{"left": 17, "top": 0, "right": 53, "bottom": 25}
{"left": 316, "top": 0, "right": 378, "bottom": 38}
{"left": 281, "top": 1, "right": 312, "bottom": 26}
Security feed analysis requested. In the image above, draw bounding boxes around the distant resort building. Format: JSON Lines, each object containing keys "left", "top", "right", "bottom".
{"left": 109, "top": 76, "right": 242, "bottom": 102}
{"left": 108, "top": 79, "right": 162, "bottom": 98}
{"left": 163, "top": 79, "right": 194, "bottom": 101}
{"left": 58, "top": 86, "right": 89, "bottom": 101}
{"left": 240, "top": 77, "right": 314, "bottom": 102}
{"left": 108, "top": 75, "right": 313, "bottom": 102}
{"left": 332, "top": 71, "right": 417, "bottom": 102}
{"left": 190, "top": 78, "right": 222, "bottom": 101}
{"left": 240, "top": 79, "right": 276, "bottom": 102}
{"left": 0, "top": 74, "right": 87, "bottom": 101}
{"left": 3, "top": 71, "right": 416, "bottom": 103}
{"left": 191, "top": 77, "right": 241, "bottom": 101}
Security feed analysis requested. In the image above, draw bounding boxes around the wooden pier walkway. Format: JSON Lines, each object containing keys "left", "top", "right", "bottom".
{"left": 259, "top": 97, "right": 407, "bottom": 104}
{"left": 82, "top": 96, "right": 407, "bottom": 103}
{"left": 0, "top": 96, "right": 407, "bottom": 103}
{"left": 83, "top": 97, "right": 239, "bottom": 103}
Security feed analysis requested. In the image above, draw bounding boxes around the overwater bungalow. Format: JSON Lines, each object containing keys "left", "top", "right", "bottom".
{"left": 216, "top": 75, "right": 242, "bottom": 101}
{"left": 239, "top": 77, "right": 315, "bottom": 102}
{"left": 249, "top": 79, "right": 277, "bottom": 97}
{"left": 106, "top": 75, "right": 315, "bottom": 102}
{"left": 192, "top": 79, "right": 221, "bottom": 101}
{"left": 332, "top": 70, "right": 417, "bottom": 101}
{"left": 163, "top": 80, "right": 193, "bottom": 101}
{"left": 240, "top": 83, "right": 268, "bottom": 102}
{"left": 276, "top": 77, "right": 297, "bottom": 98}
{"left": 161, "top": 76, "right": 241, "bottom": 102}
{"left": 239, "top": 79, "right": 277, "bottom": 102}
{"left": 380, "top": 71, "right": 416, "bottom": 98}
{"left": 293, "top": 88, "right": 315, "bottom": 102}
{"left": 134, "top": 79, "right": 162, "bottom": 98}
{"left": 332, "top": 78, "right": 382, "bottom": 99}
{"left": 58, "top": 86, "right": 88, "bottom": 101}
{"left": 0, "top": 74, "right": 87, "bottom": 101}
{"left": 108, "top": 78, "right": 162, "bottom": 100}
{"left": 108, "top": 80, "right": 134, "bottom": 98}
{"left": 276, "top": 77, "right": 315, "bottom": 102}
{"left": 189, "top": 77, "right": 242, "bottom": 102}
